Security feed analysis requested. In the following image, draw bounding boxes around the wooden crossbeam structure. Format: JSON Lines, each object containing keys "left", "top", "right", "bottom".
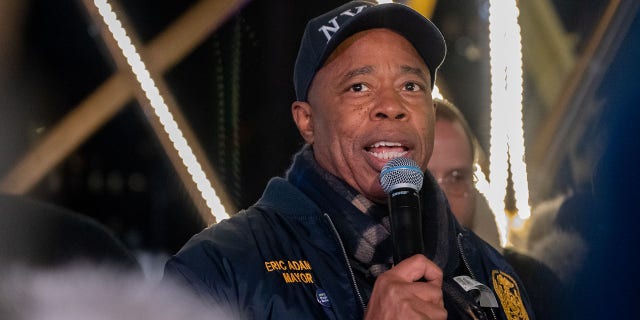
{"left": 0, "top": 0, "right": 250, "bottom": 224}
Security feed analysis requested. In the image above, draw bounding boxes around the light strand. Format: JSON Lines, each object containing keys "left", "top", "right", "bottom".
{"left": 93, "top": 0, "right": 229, "bottom": 223}
{"left": 488, "top": 0, "right": 530, "bottom": 246}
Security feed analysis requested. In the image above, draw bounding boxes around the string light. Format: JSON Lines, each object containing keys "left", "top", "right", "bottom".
{"left": 488, "top": 0, "right": 531, "bottom": 246}
{"left": 93, "top": 0, "right": 229, "bottom": 223}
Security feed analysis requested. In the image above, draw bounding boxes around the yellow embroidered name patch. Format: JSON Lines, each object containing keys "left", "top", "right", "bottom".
{"left": 264, "top": 259, "right": 314, "bottom": 284}
{"left": 491, "top": 270, "right": 529, "bottom": 320}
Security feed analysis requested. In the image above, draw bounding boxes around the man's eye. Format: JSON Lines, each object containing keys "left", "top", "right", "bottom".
{"left": 451, "top": 175, "right": 464, "bottom": 183}
{"left": 404, "top": 82, "right": 423, "bottom": 92}
{"left": 349, "top": 83, "right": 369, "bottom": 92}
{"left": 450, "top": 170, "right": 471, "bottom": 183}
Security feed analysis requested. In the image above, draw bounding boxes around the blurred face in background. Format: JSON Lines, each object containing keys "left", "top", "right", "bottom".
{"left": 428, "top": 119, "right": 476, "bottom": 227}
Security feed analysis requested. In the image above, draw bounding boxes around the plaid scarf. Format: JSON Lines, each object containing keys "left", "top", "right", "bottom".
{"left": 286, "top": 146, "right": 394, "bottom": 281}
{"left": 286, "top": 145, "right": 461, "bottom": 278}
{"left": 286, "top": 146, "right": 483, "bottom": 317}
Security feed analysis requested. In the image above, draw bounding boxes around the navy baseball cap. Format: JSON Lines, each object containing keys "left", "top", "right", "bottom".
{"left": 293, "top": 1, "right": 447, "bottom": 101}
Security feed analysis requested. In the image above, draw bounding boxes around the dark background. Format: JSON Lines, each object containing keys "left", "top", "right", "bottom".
{"left": 0, "top": 0, "right": 623, "bottom": 262}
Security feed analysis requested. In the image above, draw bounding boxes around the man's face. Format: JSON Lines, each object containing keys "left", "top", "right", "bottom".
{"left": 292, "top": 29, "right": 435, "bottom": 203}
{"left": 428, "top": 119, "right": 477, "bottom": 227}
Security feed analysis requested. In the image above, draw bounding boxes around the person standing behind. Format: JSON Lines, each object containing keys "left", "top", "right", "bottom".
{"left": 428, "top": 98, "right": 564, "bottom": 319}
{"left": 428, "top": 98, "right": 501, "bottom": 249}
{"left": 164, "top": 2, "right": 535, "bottom": 319}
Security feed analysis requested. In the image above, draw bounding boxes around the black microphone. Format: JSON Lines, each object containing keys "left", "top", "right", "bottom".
{"left": 379, "top": 157, "right": 425, "bottom": 264}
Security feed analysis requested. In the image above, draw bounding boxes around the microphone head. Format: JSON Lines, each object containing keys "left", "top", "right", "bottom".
{"left": 379, "top": 158, "right": 424, "bottom": 194}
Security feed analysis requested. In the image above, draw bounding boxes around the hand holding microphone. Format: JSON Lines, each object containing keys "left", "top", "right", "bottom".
{"left": 365, "top": 158, "right": 446, "bottom": 320}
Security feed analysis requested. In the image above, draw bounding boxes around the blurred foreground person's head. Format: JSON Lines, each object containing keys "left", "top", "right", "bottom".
{"left": 0, "top": 263, "right": 229, "bottom": 320}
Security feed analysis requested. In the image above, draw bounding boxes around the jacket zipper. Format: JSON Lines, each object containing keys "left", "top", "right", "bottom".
{"left": 457, "top": 233, "right": 498, "bottom": 320}
{"left": 324, "top": 213, "right": 367, "bottom": 315}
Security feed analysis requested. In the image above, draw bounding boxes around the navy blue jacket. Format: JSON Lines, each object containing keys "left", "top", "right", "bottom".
{"left": 164, "top": 177, "right": 536, "bottom": 319}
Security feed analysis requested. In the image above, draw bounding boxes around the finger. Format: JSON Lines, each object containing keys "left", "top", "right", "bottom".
{"left": 421, "top": 258, "right": 443, "bottom": 287}
{"left": 392, "top": 254, "right": 443, "bottom": 285}
{"left": 366, "top": 284, "right": 446, "bottom": 320}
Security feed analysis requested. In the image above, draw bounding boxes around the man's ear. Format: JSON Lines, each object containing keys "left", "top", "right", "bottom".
{"left": 292, "top": 101, "right": 314, "bottom": 144}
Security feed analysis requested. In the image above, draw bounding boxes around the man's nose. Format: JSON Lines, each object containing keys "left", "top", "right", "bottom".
{"left": 371, "top": 90, "right": 407, "bottom": 120}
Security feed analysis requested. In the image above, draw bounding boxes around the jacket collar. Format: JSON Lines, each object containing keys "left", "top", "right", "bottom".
{"left": 256, "top": 177, "right": 324, "bottom": 220}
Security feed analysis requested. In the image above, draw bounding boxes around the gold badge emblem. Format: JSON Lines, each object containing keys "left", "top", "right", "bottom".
{"left": 491, "top": 270, "right": 529, "bottom": 320}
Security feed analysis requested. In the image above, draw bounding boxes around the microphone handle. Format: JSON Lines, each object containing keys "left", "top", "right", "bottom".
{"left": 388, "top": 187, "right": 424, "bottom": 264}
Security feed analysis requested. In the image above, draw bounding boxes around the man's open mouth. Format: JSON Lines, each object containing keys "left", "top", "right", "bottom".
{"left": 365, "top": 141, "right": 409, "bottom": 160}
